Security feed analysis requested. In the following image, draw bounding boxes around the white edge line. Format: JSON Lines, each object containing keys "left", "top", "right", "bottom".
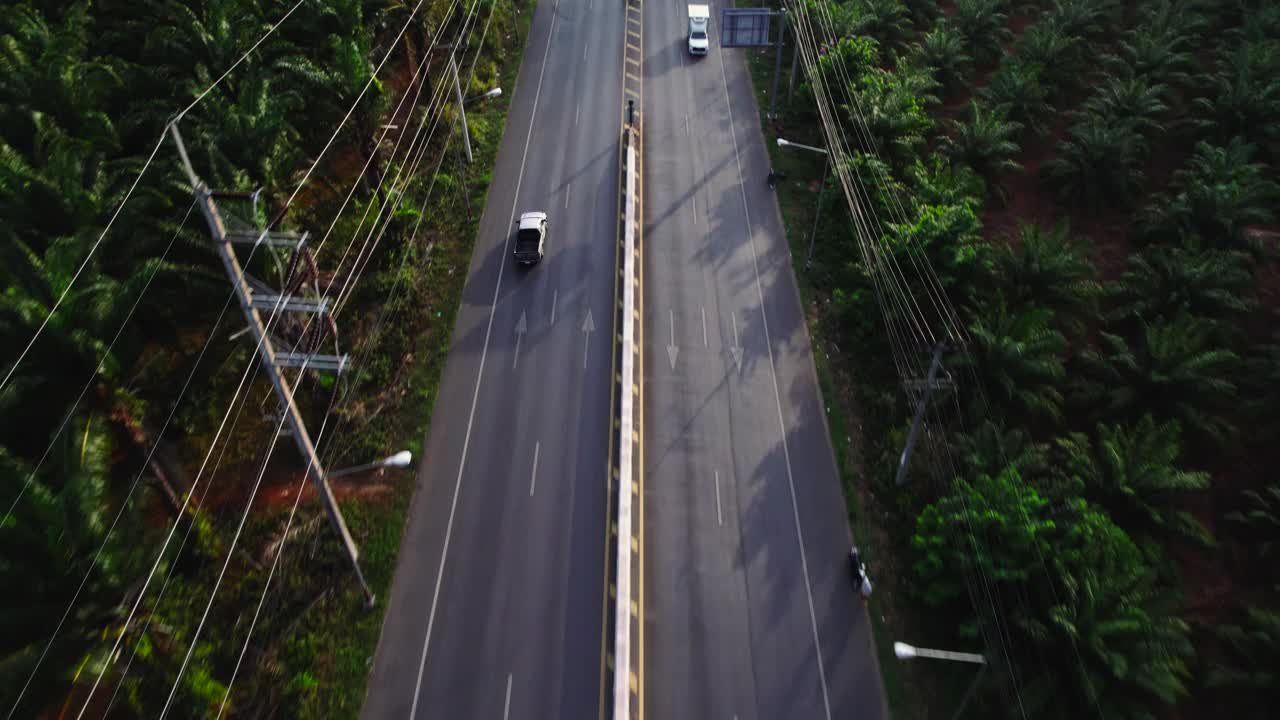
{"left": 530, "top": 441, "right": 540, "bottom": 496}
{"left": 714, "top": 470, "right": 722, "bottom": 526}
{"left": 503, "top": 673, "right": 513, "bottom": 720}
{"left": 407, "top": 0, "right": 562, "bottom": 715}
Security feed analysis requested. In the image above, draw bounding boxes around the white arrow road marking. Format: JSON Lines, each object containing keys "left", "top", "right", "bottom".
{"left": 582, "top": 309, "right": 595, "bottom": 369}
{"left": 730, "top": 311, "right": 743, "bottom": 373}
{"left": 513, "top": 310, "right": 528, "bottom": 370}
{"left": 667, "top": 309, "right": 679, "bottom": 369}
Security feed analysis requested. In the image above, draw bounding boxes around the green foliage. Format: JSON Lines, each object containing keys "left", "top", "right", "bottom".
{"left": 951, "top": 0, "right": 1013, "bottom": 65}
{"left": 995, "top": 222, "right": 1098, "bottom": 332}
{"left": 942, "top": 101, "right": 1022, "bottom": 199}
{"left": 1055, "top": 415, "right": 1211, "bottom": 543}
{"left": 1226, "top": 483, "right": 1280, "bottom": 571}
{"left": 1139, "top": 138, "right": 1278, "bottom": 251}
{"left": 850, "top": 0, "right": 915, "bottom": 53}
{"left": 1017, "top": 509, "right": 1193, "bottom": 719}
{"left": 0, "top": 417, "right": 141, "bottom": 712}
{"left": 912, "top": 466, "right": 1057, "bottom": 605}
{"left": 1080, "top": 75, "right": 1171, "bottom": 135}
{"left": 1076, "top": 316, "right": 1239, "bottom": 446}
{"left": 954, "top": 419, "right": 1049, "bottom": 480}
{"left": 910, "top": 21, "right": 972, "bottom": 92}
{"left": 1043, "top": 116, "right": 1149, "bottom": 210}
{"left": 1045, "top": 0, "right": 1121, "bottom": 42}
{"left": 1207, "top": 608, "right": 1280, "bottom": 707}
{"left": 965, "top": 301, "right": 1067, "bottom": 423}
{"left": 1018, "top": 19, "right": 1084, "bottom": 97}
{"left": 1104, "top": 0, "right": 1205, "bottom": 89}
{"left": 888, "top": 199, "right": 991, "bottom": 304}
{"left": 841, "top": 63, "right": 940, "bottom": 169}
{"left": 1193, "top": 36, "right": 1280, "bottom": 153}
{"left": 981, "top": 60, "right": 1051, "bottom": 134}
{"left": 1109, "top": 246, "right": 1254, "bottom": 323}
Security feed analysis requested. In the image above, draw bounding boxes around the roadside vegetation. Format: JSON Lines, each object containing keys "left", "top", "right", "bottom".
{"left": 0, "top": 0, "right": 531, "bottom": 716}
{"left": 752, "top": 0, "right": 1280, "bottom": 717}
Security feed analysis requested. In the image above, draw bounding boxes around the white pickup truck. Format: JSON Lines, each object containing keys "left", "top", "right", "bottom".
{"left": 688, "top": 4, "right": 710, "bottom": 55}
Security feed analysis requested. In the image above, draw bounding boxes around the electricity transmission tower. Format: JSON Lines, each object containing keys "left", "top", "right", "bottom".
{"left": 168, "top": 123, "right": 375, "bottom": 605}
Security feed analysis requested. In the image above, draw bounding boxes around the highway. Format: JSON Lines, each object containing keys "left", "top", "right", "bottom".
{"left": 640, "top": 1, "right": 890, "bottom": 718}
{"left": 361, "top": 0, "right": 621, "bottom": 716}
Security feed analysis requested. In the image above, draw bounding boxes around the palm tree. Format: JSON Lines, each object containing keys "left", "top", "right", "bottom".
{"left": 0, "top": 418, "right": 139, "bottom": 716}
{"left": 0, "top": 4, "right": 124, "bottom": 150}
{"left": 843, "top": 66, "right": 939, "bottom": 169}
{"left": 1104, "top": 0, "right": 1206, "bottom": 90}
{"left": 954, "top": 419, "right": 1049, "bottom": 480}
{"left": 1076, "top": 316, "right": 1238, "bottom": 445}
{"left": 965, "top": 300, "right": 1068, "bottom": 424}
{"left": 851, "top": 0, "right": 915, "bottom": 53}
{"left": 995, "top": 222, "right": 1098, "bottom": 332}
{"left": 942, "top": 101, "right": 1022, "bottom": 199}
{"left": 1080, "top": 75, "right": 1171, "bottom": 135}
{"left": 905, "top": 156, "right": 985, "bottom": 209}
{"left": 1055, "top": 415, "right": 1211, "bottom": 543}
{"left": 1017, "top": 20, "right": 1083, "bottom": 97}
{"left": 910, "top": 21, "right": 972, "bottom": 92}
{"left": 1043, "top": 116, "right": 1148, "bottom": 210}
{"left": 185, "top": 69, "right": 306, "bottom": 190}
{"left": 981, "top": 60, "right": 1051, "bottom": 134}
{"left": 1194, "top": 39, "right": 1280, "bottom": 152}
{"left": 1140, "top": 139, "right": 1278, "bottom": 251}
{"left": 1207, "top": 608, "right": 1280, "bottom": 709}
{"left": 902, "top": 0, "right": 939, "bottom": 29}
{"left": 1226, "top": 482, "right": 1280, "bottom": 568}
{"left": 1017, "top": 510, "right": 1193, "bottom": 719}
{"left": 1045, "top": 0, "right": 1120, "bottom": 43}
{"left": 1109, "top": 246, "right": 1254, "bottom": 323}
{"left": 951, "top": 0, "right": 1012, "bottom": 66}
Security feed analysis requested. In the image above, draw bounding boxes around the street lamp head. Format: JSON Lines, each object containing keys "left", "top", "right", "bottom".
{"left": 382, "top": 450, "right": 413, "bottom": 468}
{"left": 485, "top": 87, "right": 503, "bottom": 99}
{"left": 776, "top": 137, "right": 790, "bottom": 147}
{"left": 894, "top": 642, "right": 918, "bottom": 660}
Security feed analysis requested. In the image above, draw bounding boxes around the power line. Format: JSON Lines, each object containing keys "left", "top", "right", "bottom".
{"left": 0, "top": 0, "right": 310, "bottom": 399}
{"left": 2, "top": 199, "right": 198, "bottom": 524}
{"left": 145, "top": 1, "right": 484, "bottom": 710}
{"left": 4, "top": 252, "right": 238, "bottom": 720}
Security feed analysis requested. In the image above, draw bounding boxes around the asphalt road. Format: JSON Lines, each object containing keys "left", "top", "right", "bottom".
{"left": 361, "top": 0, "right": 622, "bottom": 716}
{"left": 641, "top": 2, "right": 890, "bottom": 719}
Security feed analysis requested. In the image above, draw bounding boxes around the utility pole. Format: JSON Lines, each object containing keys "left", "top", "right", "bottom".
{"left": 451, "top": 56, "right": 473, "bottom": 163}
{"left": 168, "top": 123, "right": 376, "bottom": 606}
{"left": 895, "top": 340, "right": 950, "bottom": 486}
{"left": 788, "top": 31, "right": 800, "bottom": 101}
{"left": 805, "top": 152, "right": 828, "bottom": 268}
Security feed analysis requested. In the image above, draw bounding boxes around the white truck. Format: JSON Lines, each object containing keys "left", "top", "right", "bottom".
{"left": 688, "top": 4, "right": 710, "bottom": 56}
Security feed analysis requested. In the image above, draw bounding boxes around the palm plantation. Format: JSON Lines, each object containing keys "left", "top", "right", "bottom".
{"left": 770, "top": 0, "right": 1280, "bottom": 717}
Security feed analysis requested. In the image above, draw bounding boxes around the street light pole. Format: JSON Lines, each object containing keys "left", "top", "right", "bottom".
{"left": 776, "top": 137, "right": 830, "bottom": 269}
{"left": 895, "top": 642, "right": 988, "bottom": 720}
{"left": 328, "top": 450, "right": 414, "bottom": 480}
